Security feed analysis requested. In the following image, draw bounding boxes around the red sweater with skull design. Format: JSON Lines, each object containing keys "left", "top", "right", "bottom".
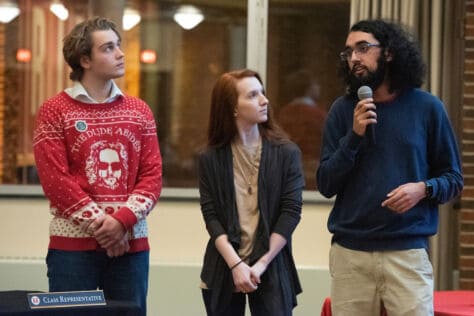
{"left": 33, "top": 92, "right": 162, "bottom": 252}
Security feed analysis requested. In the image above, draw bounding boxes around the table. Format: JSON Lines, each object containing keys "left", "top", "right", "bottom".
{"left": 434, "top": 291, "right": 474, "bottom": 316}
{"left": 0, "top": 291, "right": 140, "bottom": 316}
{"left": 320, "top": 291, "right": 474, "bottom": 316}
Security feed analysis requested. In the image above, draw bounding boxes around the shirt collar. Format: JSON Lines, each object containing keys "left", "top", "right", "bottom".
{"left": 64, "top": 81, "right": 124, "bottom": 104}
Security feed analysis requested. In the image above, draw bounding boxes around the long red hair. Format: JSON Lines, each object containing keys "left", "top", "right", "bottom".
{"left": 207, "top": 69, "right": 288, "bottom": 148}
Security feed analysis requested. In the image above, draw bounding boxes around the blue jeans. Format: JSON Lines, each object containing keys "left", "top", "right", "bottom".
{"left": 46, "top": 249, "right": 149, "bottom": 316}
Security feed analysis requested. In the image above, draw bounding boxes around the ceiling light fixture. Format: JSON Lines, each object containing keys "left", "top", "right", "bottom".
{"left": 123, "top": 7, "right": 141, "bottom": 31}
{"left": 173, "top": 5, "right": 204, "bottom": 30}
{"left": 49, "top": 1, "right": 68, "bottom": 21}
{"left": 0, "top": 0, "right": 20, "bottom": 24}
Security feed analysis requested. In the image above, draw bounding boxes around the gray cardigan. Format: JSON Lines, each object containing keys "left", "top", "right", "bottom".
{"left": 198, "top": 137, "right": 304, "bottom": 313}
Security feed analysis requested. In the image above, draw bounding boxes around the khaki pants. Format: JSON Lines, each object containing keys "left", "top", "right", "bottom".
{"left": 329, "top": 243, "right": 433, "bottom": 316}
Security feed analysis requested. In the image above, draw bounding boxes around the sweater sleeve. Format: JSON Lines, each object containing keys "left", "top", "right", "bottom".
{"left": 317, "top": 99, "right": 364, "bottom": 198}
{"left": 272, "top": 144, "right": 305, "bottom": 241}
{"left": 33, "top": 100, "right": 104, "bottom": 231}
{"left": 112, "top": 102, "right": 162, "bottom": 230}
{"left": 198, "top": 152, "right": 227, "bottom": 240}
{"left": 425, "top": 100, "right": 463, "bottom": 203}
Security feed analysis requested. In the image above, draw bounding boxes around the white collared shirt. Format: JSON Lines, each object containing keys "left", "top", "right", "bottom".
{"left": 64, "top": 81, "right": 123, "bottom": 104}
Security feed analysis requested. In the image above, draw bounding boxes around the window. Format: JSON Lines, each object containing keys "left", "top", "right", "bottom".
{"left": 268, "top": 0, "right": 350, "bottom": 190}
{"left": 0, "top": 0, "right": 350, "bottom": 193}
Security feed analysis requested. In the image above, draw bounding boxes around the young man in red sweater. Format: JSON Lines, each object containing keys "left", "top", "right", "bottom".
{"left": 33, "top": 17, "right": 162, "bottom": 316}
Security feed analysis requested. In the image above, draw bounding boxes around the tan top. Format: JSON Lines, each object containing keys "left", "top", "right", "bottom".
{"left": 200, "top": 139, "right": 262, "bottom": 290}
{"left": 231, "top": 138, "right": 262, "bottom": 261}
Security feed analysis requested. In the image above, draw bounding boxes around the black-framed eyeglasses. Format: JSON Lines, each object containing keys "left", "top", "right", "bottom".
{"left": 340, "top": 42, "right": 381, "bottom": 61}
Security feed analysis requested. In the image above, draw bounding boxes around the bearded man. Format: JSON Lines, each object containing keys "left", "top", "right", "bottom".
{"left": 317, "top": 19, "right": 463, "bottom": 316}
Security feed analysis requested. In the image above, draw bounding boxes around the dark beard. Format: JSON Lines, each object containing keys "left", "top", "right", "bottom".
{"left": 346, "top": 56, "right": 386, "bottom": 96}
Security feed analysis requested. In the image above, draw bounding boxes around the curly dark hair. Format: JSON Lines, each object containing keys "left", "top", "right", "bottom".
{"left": 63, "top": 17, "right": 121, "bottom": 81}
{"left": 339, "top": 19, "right": 426, "bottom": 96}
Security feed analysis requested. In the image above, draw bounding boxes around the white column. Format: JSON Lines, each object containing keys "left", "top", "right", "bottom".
{"left": 247, "top": 0, "right": 268, "bottom": 84}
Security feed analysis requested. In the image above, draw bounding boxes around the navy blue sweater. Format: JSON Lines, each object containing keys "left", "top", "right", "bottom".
{"left": 317, "top": 88, "right": 463, "bottom": 251}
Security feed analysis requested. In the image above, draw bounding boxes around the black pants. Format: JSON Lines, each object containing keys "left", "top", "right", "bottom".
{"left": 202, "top": 288, "right": 292, "bottom": 316}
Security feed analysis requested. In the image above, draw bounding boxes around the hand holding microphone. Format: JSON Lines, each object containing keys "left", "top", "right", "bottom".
{"left": 356, "top": 85, "right": 376, "bottom": 145}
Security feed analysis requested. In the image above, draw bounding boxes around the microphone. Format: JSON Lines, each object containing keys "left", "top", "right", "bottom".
{"left": 357, "top": 85, "right": 376, "bottom": 146}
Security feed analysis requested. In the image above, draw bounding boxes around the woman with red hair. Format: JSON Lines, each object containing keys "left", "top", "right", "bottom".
{"left": 198, "top": 69, "right": 304, "bottom": 315}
